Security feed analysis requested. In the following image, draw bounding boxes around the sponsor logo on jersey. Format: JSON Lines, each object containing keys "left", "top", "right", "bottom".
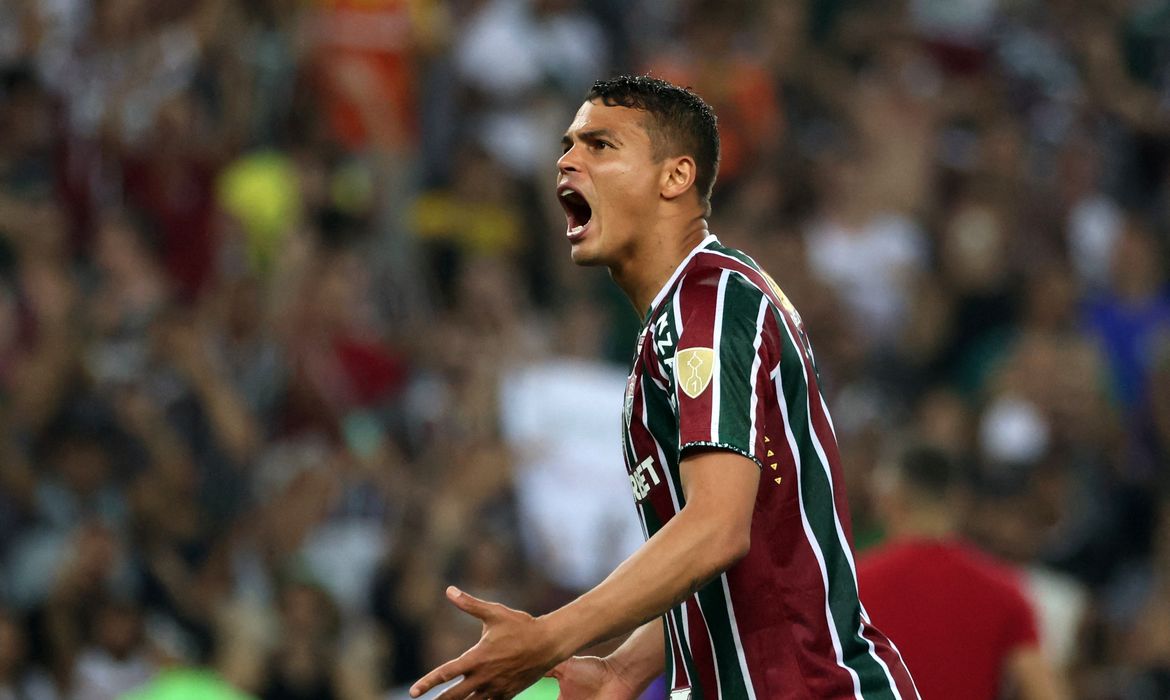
{"left": 675, "top": 347, "right": 714, "bottom": 399}
{"left": 629, "top": 456, "right": 661, "bottom": 501}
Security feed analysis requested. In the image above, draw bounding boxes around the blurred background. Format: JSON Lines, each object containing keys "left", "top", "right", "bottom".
{"left": 0, "top": 0, "right": 1168, "bottom": 698}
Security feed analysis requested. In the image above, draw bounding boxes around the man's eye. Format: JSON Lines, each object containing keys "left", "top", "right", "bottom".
{"left": 594, "top": 141, "right": 612, "bottom": 150}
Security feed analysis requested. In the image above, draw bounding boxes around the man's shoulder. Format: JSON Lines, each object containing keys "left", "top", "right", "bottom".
{"left": 691, "top": 241, "right": 760, "bottom": 273}
{"left": 648, "top": 241, "right": 776, "bottom": 332}
{"left": 677, "top": 246, "right": 770, "bottom": 298}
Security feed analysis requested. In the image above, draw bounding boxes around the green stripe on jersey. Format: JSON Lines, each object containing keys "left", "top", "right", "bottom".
{"left": 694, "top": 580, "right": 751, "bottom": 698}
{"left": 775, "top": 324, "right": 897, "bottom": 699}
{"left": 641, "top": 373, "right": 684, "bottom": 507}
{"left": 714, "top": 274, "right": 766, "bottom": 453}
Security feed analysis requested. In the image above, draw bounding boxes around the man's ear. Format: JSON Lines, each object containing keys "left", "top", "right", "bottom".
{"left": 660, "top": 156, "right": 698, "bottom": 202}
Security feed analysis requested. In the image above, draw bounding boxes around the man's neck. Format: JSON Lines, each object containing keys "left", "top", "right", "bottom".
{"left": 611, "top": 217, "right": 710, "bottom": 321}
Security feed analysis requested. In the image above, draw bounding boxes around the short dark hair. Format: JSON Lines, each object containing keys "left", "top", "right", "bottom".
{"left": 586, "top": 75, "right": 720, "bottom": 215}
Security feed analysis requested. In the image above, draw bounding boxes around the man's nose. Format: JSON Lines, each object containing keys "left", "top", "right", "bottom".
{"left": 558, "top": 146, "right": 580, "bottom": 173}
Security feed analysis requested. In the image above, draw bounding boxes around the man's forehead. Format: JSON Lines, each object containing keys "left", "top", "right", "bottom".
{"left": 565, "top": 100, "right": 649, "bottom": 139}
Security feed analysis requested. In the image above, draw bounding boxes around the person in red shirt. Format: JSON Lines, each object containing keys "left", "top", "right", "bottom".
{"left": 857, "top": 447, "right": 1065, "bottom": 700}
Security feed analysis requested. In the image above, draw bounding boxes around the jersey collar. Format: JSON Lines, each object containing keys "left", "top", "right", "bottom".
{"left": 643, "top": 233, "right": 718, "bottom": 324}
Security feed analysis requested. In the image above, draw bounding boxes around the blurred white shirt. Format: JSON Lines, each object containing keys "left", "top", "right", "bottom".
{"left": 804, "top": 213, "right": 927, "bottom": 346}
{"left": 500, "top": 358, "right": 644, "bottom": 592}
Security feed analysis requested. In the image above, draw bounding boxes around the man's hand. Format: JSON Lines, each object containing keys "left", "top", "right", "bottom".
{"left": 410, "top": 586, "right": 564, "bottom": 700}
{"left": 547, "top": 656, "right": 639, "bottom": 700}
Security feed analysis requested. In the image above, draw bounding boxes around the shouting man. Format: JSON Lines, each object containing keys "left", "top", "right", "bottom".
{"left": 411, "top": 75, "right": 919, "bottom": 700}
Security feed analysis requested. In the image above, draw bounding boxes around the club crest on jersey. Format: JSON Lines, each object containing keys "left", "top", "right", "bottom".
{"left": 675, "top": 347, "right": 714, "bottom": 399}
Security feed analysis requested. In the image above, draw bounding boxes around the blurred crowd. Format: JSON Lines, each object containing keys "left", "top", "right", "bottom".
{"left": 0, "top": 0, "right": 1168, "bottom": 698}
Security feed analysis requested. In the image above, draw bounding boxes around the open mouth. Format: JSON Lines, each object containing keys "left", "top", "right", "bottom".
{"left": 558, "top": 185, "right": 593, "bottom": 237}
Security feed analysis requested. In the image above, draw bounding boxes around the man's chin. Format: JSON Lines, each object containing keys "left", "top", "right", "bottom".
{"left": 570, "top": 251, "right": 603, "bottom": 266}
{"left": 568, "top": 240, "right": 605, "bottom": 267}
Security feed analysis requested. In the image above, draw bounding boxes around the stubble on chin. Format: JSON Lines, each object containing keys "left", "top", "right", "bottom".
{"left": 569, "top": 244, "right": 603, "bottom": 267}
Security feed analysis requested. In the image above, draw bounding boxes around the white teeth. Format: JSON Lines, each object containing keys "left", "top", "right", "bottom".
{"left": 568, "top": 224, "right": 586, "bottom": 236}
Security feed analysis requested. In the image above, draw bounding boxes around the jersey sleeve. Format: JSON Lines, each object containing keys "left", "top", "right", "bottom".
{"left": 670, "top": 268, "right": 776, "bottom": 468}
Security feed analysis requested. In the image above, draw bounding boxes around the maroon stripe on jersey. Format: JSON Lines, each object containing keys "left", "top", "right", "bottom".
{"left": 673, "top": 271, "right": 718, "bottom": 445}
{"left": 685, "top": 598, "right": 720, "bottom": 698}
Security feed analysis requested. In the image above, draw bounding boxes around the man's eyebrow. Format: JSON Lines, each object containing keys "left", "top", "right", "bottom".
{"left": 562, "top": 129, "right": 623, "bottom": 146}
{"left": 580, "top": 129, "right": 621, "bottom": 145}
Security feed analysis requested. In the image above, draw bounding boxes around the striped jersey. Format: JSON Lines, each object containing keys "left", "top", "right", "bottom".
{"left": 620, "top": 235, "right": 919, "bottom": 700}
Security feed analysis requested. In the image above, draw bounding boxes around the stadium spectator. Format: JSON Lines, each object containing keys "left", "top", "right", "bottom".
{"left": 859, "top": 446, "right": 1065, "bottom": 700}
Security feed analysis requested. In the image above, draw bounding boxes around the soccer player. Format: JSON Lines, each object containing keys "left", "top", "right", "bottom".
{"left": 858, "top": 446, "right": 1065, "bottom": 700}
{"left": 410, "top": 75, "right": 919, "bottom": 700}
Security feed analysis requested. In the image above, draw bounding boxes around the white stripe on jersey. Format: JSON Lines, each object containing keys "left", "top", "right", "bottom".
{"left": 820, "top": 391, "right": 840, "bottom": 444}
{"left": 747, "top": 294, "right": 769, "bottom": 456}
{"left": 709, "top": 270, "right": 731, "bottom": 443}
{"left": 669, "top": 276, "right": 687, "bottom": 412}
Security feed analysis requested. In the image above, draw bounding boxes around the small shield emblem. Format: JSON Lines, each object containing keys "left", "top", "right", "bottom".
{"left": 675, "top": 347, "right": 715, "bottom": 399}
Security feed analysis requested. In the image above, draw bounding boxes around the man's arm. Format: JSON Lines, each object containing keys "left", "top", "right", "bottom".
{"left": 409, "top": 449, "right": 760, "bottom": 699}
{"left": 605, "top": 618, "right": 666, "bottom": 691}
{"left": 544, "top": 450, "right": 758, "bottom": 649}
{"left": 548, "top": 619, "right": 664, "bottom": 700}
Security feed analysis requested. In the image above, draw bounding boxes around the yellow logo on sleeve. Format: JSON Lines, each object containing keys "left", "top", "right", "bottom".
{"left": 675, "top": 347, "right": 715, "bottom": 399}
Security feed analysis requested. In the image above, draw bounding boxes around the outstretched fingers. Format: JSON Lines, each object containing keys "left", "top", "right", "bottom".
{"left": 432, "top": 675, "right": 480, "bottom": 700}
{"left": 446, "top": 586, "right": 506, "bottom": 622}
{"left": 413, "top": 587, "right": 533, "bottom": 699}
{"left": 410, "top": 654, "right": 474, "bottom": 698}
